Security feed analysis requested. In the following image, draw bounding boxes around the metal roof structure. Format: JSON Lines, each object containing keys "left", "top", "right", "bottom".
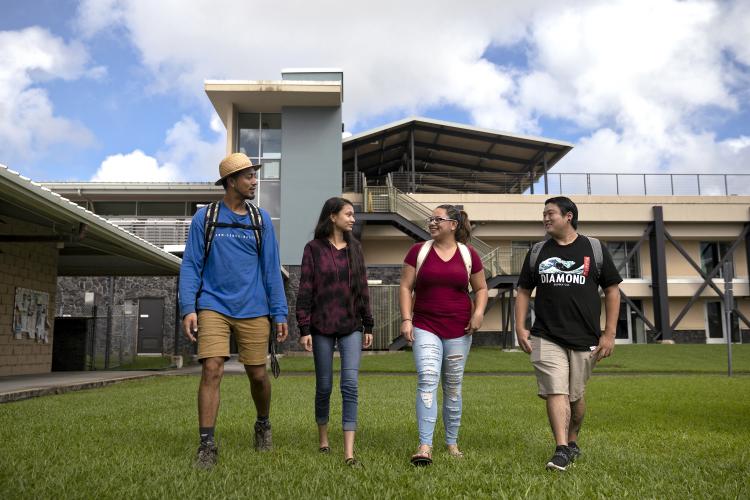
{"left": 1, "top": 165, "right": 182, "bottom": 276}
{"left": 41, "top": 182, "right": 224, "bottom": 201}
{"left": 342, "top": 117, "right": 574, "bottom": 194}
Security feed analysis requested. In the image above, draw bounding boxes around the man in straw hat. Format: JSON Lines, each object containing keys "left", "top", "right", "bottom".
{"left": 179, "top": 152, "right": 288, "bottom": 469}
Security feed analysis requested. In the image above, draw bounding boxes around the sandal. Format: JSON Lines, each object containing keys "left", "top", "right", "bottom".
{"left": 345, "top": 457, "right": 363, "bottom": 468}
{"left": 410, "top": 447, "right": 433, "bottom": 466}
{"left": 447, "top": 446, "right": 464, "bottom": 458}
{"left": 319, "top": 446, "right": 330, "bottom": 454}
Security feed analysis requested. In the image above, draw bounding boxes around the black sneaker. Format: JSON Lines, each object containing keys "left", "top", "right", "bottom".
{"left": 254, "top": 420, "right": 272, "bottom": 451}
{"left": 567, "top": 441, "right": 581, "bottom": 462}
{"left": 546, "top": 445, "right": 572, "bottom": 471}
{"left": 195, "top": 442, "right": 218, "bottom": 470}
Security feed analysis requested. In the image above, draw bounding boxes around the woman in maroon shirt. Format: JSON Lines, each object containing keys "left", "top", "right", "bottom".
{"left": 296, "top": 197, "right": 374, "bottom": 467}
{"left": 399, "top": 204, "right": 488, "bottom": 465}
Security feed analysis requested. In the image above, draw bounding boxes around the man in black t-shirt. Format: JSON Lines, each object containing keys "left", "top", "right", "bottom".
{"left": 516, "top": 196, "right": 622, "bottom": 472}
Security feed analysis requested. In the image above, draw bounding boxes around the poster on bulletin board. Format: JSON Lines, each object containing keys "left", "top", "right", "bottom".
{"left": 13, "top": 287, "right": 49, "bottom": 343}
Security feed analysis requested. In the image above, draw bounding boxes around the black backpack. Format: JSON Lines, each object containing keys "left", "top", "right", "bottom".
{"left": 528, "top": 235, "right": 603, "bottom": 282}
{"left": 202, "top": 200, "right": 263, "bottom": 262}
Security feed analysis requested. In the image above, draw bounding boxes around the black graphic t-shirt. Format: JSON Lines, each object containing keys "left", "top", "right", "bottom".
{"left": 517, "top": 235, "right": 622, "bottom": 351}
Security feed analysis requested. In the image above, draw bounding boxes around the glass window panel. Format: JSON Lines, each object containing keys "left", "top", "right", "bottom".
{"left": 700, "top": 241, "right": 732, "bottom": 279}
{"left": 260, "top": 181, "right": 280, "bottom": 218}
{"left": 261, "top": 113, "right": 281, "bottom": 156}
{"left": 706, "top": 302, "right": 723, "bottom": 339}
{"left": 138, "top": 202, "right": 186, "bottom": 216}
{"left": 261, "top": 160, "right": 280, "bottom": 180}
{"left": 606, "top": 241, "right": 640, "bottom": 279}
{"left": 271, "top": 219, "right": 280, "bottom": 243}
{"left": 94, "top": 201, "right": 137, "bottom": 216}
{"left": 238, "top": 113, "right": 260, "bottom": 157}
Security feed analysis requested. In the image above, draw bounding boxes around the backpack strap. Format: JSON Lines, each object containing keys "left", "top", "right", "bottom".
{"left": 528, "top": 240, "right": 548, "bottom": 272}
{"left": 203, "top": 201, "right": 220, "bottom": 263}
{"left": 585, "top": 235, "right": 603, "bottom": 277}
{"left": 457, "top": 242, "right": 472, "bottom": 278}
{"left": 415, "top": 240, "right": 433, "bottom": 277}
{"left": 244, "top": 200, "right": 263, "bottom": 256}
{"left": 416, "top": 240, "right": 472, "bottom": 280}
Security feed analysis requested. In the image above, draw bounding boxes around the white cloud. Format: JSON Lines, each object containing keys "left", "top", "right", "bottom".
{"left": 90, "top": 116, "right": 225, "bottom": 182}
{"left": 0, "top": 27, "right": 97, "bottom": 165}
{"left": 91, "top": 149, "right": 179, "bottom": 182}
{"left": 75, "top": 0, "right": 750, "bottom": 176}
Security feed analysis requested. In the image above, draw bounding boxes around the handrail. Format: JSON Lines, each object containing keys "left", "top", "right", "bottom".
{"left": 363, "top": 185, "right": 514, "bottom": 277}
{"left": 345, "top": 171, "right": 750, "bottom": 196}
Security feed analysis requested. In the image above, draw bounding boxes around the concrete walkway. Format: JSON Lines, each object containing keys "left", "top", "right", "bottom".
{"left": 0, "top": 359, "right": 256, "bottom": 403}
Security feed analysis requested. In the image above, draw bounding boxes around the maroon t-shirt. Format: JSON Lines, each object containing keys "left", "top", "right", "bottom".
{"left": 404, "top": 242, "right": 483, "bottom": 339}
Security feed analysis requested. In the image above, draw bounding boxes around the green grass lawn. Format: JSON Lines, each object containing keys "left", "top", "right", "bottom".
{"left": 279, "top": 344, "right": 750, "bottom": 374}
{"left": 0, "top": 372, "right": 748, "bottom": 498}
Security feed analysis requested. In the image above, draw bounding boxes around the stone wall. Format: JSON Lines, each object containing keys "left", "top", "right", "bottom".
{"left": 56, "top": 275, "right": 189, "bottom": 362}
{"left": 367, "top": 265, "right": 402, "bottom": 285}
{"left": 0, "top": 217, "right": 59, "bottom": 375}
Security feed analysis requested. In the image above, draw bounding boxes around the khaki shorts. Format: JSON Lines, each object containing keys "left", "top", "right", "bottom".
{"left": 530, "top": 335, "right": 596, "bottom": 402}
{"left": 197, "top": 310, "right": 270, "bottom": 366}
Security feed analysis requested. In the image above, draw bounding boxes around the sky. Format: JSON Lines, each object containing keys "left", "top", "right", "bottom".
{"left": 1, "top": 0, "right": 749, "bottom": 183}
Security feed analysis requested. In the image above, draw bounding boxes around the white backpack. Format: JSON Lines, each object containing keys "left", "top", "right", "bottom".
{"left": 415, "top": 240, "right": 473, "bottom": 284}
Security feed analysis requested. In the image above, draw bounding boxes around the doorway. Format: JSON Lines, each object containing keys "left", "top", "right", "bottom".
{"left": 137, "top": 298, "right": 164, "bottom": 353}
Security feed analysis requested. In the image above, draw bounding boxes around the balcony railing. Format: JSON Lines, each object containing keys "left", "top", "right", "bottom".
{"left": 108, "top": 217, "right": 191, "bottom": 248}
{"left": 345, "top": 171, "right": 750, "bottom": 196}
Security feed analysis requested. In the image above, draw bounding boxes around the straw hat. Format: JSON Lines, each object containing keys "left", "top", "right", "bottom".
{"left": 215, "top": 152, "right": 262, "bottom": 186}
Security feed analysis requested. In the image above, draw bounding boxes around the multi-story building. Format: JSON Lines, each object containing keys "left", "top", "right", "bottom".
{"left": 45, "top": 69, "right": 750, "bottom": 357}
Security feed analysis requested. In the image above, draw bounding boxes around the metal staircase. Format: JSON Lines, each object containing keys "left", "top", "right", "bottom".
{"left": 361, "top": 174, "right": 514, "bottom": 349}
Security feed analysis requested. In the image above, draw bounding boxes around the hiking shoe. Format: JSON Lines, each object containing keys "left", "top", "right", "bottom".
{"left": 567, "top": 441, "right": 581, "bottom": 462}
{"left": 254, "top": 420, "right": 272, "bottom": 451}
{"left": 546, "top": 445, "right": 572, "bottom": 471}
{"left": 195, "top": 442, "right": 218, "bottom": 470}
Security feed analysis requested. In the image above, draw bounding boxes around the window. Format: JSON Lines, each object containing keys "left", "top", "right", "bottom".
{"left": 238, "top": 113, "right": 260, "bottom": 158}
{"left": 138, "top": 202, "right": 186, "bottom": 216}
{"left": 260, "top": 114, "right": 281, "bottom": 156}
{"left": 238, "top": 113, "right": 282, "bottom": 235}
{"left": 700, "top": 242, "right": 733, "bottom": 279}
{"left": 606, "top": 241, "right": 641, "bottom": 279}
{"left": 261, "top": 159, "right": 280, "bottom": 180}
{"left": 94, "top": 202, "right": 137, "bottom": 216}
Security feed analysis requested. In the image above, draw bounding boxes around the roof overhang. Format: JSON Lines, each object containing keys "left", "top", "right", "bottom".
{"left": 41, "top": 182, "right": 224, "bottom": 202}
{"left": 1, "top": 166, "right": 182, "bottom": 276}
{"left": 205, "top": 80, "right": 343, "bottom": 127}
{"left": 342, "top": 117, "right": 574, "bottom": 194}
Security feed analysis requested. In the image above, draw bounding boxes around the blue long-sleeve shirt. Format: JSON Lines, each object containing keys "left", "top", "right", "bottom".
{"left": 179, "top": 201, "right": 288, "bottom": 323}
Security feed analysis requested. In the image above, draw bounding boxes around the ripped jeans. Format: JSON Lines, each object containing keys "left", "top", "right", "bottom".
{"left": 413, "top": 326, "right": 472, "bottom": 446}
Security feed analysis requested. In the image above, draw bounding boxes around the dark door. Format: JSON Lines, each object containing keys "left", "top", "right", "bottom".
{"left": 137, "top": 298, "right": 164, "bottom": 353}
{"left": 52, "top": 318, "right": 89, "bottom": 371}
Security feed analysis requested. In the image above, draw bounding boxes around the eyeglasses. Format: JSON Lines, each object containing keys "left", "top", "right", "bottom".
{"left": 425, "top": 216, "right": 456, "bottom": 224}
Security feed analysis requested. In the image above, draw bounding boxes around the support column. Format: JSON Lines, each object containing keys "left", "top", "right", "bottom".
{"left": 410, "top": 127, "right": 416, "bottom": 192}
{"left": 649, "top": 206, "right": 672, "bottom": 342}
{"left": 354, "top": 146, "right": 359, "bottom": 192}
{"left": 543, "top": 151, "right": 549, "bottom": 195}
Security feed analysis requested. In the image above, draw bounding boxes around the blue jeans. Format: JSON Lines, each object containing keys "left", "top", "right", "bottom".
{"left": 413, "top": 327, "right": 472, "bottom": 446}
{"left": 312, "top": 331, "right": 362, "bottom": 431}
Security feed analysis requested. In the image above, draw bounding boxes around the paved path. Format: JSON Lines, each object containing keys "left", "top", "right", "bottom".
{"left": 0, "top": 359, "right": 262, "bottom": 403}
{"left": 2, "top": 359, "right": 744, "bottom": 404}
